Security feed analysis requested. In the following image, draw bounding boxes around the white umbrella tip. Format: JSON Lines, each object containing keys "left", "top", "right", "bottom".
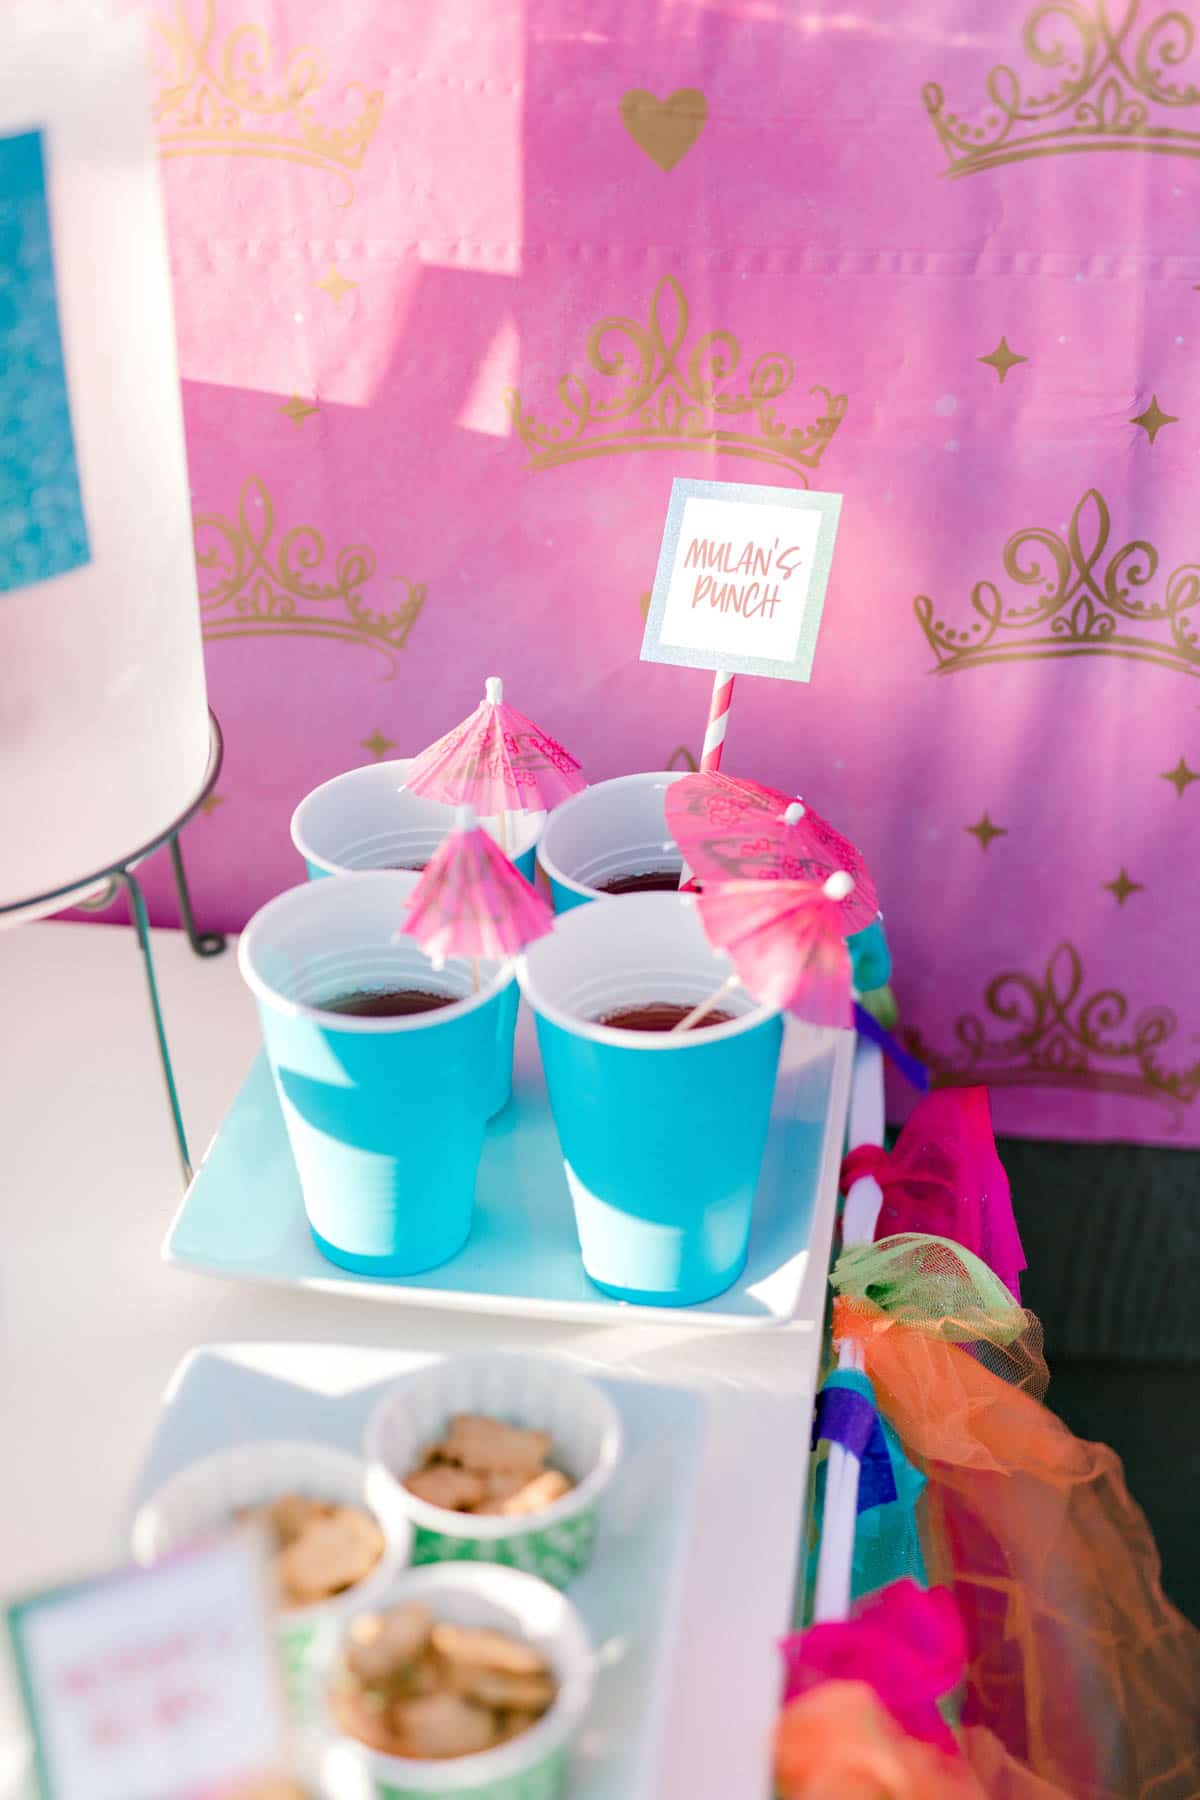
{"left": 485, "top": 676, "right": 503, "bottom": 705}
{"left": 783, "top": 801, "right": 806, "bottom": 824}
{"left": 824, "top": 871, "right": 854, "bottom": 901}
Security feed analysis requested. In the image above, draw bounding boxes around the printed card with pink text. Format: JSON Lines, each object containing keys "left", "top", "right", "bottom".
{"left": 7, "top": 1533, "right": 285, "bottom": 1800}
{"left": 640, "top": 478, "right": 843, "bottom": 681}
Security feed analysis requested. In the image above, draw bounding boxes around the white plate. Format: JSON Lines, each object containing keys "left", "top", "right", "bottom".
{"left": 129, "top": 1344, "right": 706, "bottom": 1800}
{"left": 164, "top": 1010, "right": 854, "bottom": 1329}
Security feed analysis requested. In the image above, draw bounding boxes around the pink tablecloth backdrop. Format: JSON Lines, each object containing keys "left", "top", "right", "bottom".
{"left": 103, "top": 0, "right": 1200, "bottom": 1144}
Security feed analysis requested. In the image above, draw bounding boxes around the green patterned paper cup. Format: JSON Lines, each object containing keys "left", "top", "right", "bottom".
{"left": 364, "top": 1353, "right": 622, "bottom": 1590}
{"left": 325, "top": 1563, "right": 593, "bottom": 1800}
{"left": 131, "top": 1440, "right": 412, "bottom": 1725}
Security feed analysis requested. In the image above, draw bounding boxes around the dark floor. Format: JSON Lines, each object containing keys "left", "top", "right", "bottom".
{"left": 999, "top": 1135, "right": 1200, "bottom": 1624}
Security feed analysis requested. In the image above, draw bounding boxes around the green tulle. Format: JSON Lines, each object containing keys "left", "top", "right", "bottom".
{"left": 831, "top": 1233, "right": 1028, "bottom": 1345}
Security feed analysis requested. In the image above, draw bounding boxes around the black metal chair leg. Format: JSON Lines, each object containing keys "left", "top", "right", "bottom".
{"left": 169, "top": 832, "right": 227, "bottom": 958}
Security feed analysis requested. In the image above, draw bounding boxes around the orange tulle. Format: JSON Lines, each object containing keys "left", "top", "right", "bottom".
{"left": 774, "top": 1679, "right": 988, "bottom": 1799}
{"left": 833, "top": 1295, "right": 1200, "bottom": 1798}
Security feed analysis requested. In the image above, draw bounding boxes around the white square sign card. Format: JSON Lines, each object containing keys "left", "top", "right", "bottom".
{"left": 640, "top": 478, "right": 843, "bottom": 682}
{"left": 7, "top": 1533, "right": 286, "bottom": 1800}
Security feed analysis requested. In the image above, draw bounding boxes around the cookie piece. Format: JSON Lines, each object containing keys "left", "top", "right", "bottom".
{"left": 345, "top": 1604, "right": 433, "bottom": 1684}
{"left": 261, "top": 1494, "right": 326, "bottom": 1547}
{"left": 498, "top": 1708, "right": 544, "bottom": 1744}
{"left": 480, "top": 1470, "right": 530, "bottom": 1508}
{"left": 487, "top": 1469, "right": 573, "bottom": 1518}
{"left": 452, "top": 1667, "right": 556, "bottom": 1712}
{"left": 393, "top": 1690, "right": 499, "bottom": 1759}
{"left": 276, "top": 1506, "right": 385, "bottom": 1606}
{"left": 330, "top": 1684, "right": 404, "bottom": 1755}
{"left": 403, "top": 1464, "right": 487, "bottom": 1512}
{"left": 442, "top": 1415, "right": 552, "bottom": 1476}
{"left": 430, "top": 1623, "right": 548, "bottom": 1677}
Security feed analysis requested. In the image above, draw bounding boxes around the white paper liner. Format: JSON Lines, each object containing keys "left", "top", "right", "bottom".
{"left": 364, "top": 1353, "right": 622, "bottom": 1544}
{"left": 322, "top": 1563, "right": 593, "bottom": 1796}
{"left": 131, "top": 1438, "right": 413, "bottom": 1626}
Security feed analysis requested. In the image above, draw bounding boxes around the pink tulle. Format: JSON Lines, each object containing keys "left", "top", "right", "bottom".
{"left": 779, "top": 1580, "right": 967, "bottom": 1755}
{"left": 841, "top": 1087, "right": 1026, "bottom": 1301}
{"left": 400, "top": 817, "right": 554, "bottom": 965}
{"left": 695, "top": 878, "right": 853, "bottom": 1027}
{"left": 402, "top": 688, "right": 585, "bottom": 814}
{"left": 666, "top": 771, "right": 879, "bottom": 931}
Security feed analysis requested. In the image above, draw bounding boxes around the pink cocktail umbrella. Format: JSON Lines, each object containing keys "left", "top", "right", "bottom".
{"left": 666, "top": 772, "right": 878, "bottom": 933}
{"left": 676, "top": 873, "right": 856, "bottom": 1032}
{"left": 401, "top": 677, "right": 585, "bottom": 845}
{"left": 400, "top": 805, "right": 554, "bottom": 972}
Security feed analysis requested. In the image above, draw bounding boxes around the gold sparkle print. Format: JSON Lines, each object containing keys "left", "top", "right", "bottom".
{"left": 317, "top": 265, "right": 357, "bottom": 306}
{"left": 1131, "top": 395, "right": 1179, "bottom": 444}
{"left": 1161, "top": 756, "right": 1200, "bottom": 796}
{"left": 281, "top": 395, "right": 319, "bottom": 426}
{"left": 965, "top": 812, "right": 1007, "bottom": 849}
{"left": 978, "top": 337, "right": 1028, "bottom": 384}
{"left": 361, "top": 728, "right": 397, "bottom": 761}
{"left": 1103, "top": 867, "right": 1143, "bottom": 905}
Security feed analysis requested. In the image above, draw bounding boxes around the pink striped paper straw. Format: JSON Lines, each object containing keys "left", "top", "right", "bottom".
{"left": 679, "top": 669, "right": 737, "bottom": 891}
{"left": 701, "top": 669, "right": 736, "bottom": 772}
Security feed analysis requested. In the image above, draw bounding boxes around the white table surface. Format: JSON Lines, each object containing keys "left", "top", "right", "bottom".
{"left": 0, "top": 919, "right": 855, "bottom": 1800}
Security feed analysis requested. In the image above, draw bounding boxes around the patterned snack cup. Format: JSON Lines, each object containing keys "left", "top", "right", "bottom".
{"left": 364, "top": 1353, "right": 621, "bottom": 1590}
{"left": 324, "top": 1563, "right": 593, "bottom": 1800}
{"left": 131, "top": 1439, "right": 412, "bottom": 1723}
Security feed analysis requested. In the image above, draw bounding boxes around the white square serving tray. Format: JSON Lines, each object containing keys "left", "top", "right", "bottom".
{"left": 129, "top": 1344, "right": 706, "bottom": 1800}
{"left": 164, "top": 1010, "right": 853, "bottom": 1329}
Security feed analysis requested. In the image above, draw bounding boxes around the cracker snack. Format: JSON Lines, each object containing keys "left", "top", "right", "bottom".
{"left": 237, "top": 1493, "right": 386, "bottom": 1609}
{"left": 330, "top": 1603, "right": 557, "bottom": 1760}
{"left": 403, "top": 1414, "right": 574, "bottom": 1520}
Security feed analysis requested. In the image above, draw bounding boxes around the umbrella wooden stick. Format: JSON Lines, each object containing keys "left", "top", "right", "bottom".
{"left": 671, "top": 973, "right": 740, "bottom": 1034}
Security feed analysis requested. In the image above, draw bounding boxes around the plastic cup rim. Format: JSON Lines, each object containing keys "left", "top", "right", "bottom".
{"left": 517, "top": 892, "right": 780, "bottom": 1050}
{"left": 290, "top": 758, "right": 413, "bottom": 872}
{"left": 535, "top": 769, "right": 686, "bottom": 902}
{"left": 238, "top": 873, "right": 513, "bottom": 1033}
{"left": 290, "top": 761, "right": 540, "bottom": 875}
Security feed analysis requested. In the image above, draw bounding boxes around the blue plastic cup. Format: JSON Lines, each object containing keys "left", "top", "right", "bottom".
{"left": 290, "top": 758, "right": 541, "bottom": 883}
{"left": 536, "top": 773, "right": 684, "bottom": 913}
{"left": 537, "top": 771, "right": 890, "bottom": 993}
{"left": 518, "top": 893, "right": 785, "bottom": 1306}
{"left": 239, "top": 872, "right": 513, "bottom": 1278}
{"left": 290, "top": 760, "right": 540, "bottom": 1118}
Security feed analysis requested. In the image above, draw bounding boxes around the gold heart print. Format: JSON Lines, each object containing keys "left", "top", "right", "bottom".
{"left": 620, "top": 88, "right": 708, "bottom": 171}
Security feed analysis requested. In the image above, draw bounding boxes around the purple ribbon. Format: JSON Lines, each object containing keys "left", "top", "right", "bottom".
{"left": 852, "top": 1003, "right": 930, "bottom": 1092}
{"left": 812, "top": 1384, "right": 899, "bottom": 1512}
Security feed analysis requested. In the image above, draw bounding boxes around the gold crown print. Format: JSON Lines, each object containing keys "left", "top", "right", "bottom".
{"left": 505, "top": 275, "right": 848, "bottom": 482}
{"left": 914, "top": 489, "right": 1200, "bottom": 679}
{"left": 150, "top": 1, "right": 383, "bottom": 203}
{"left": 195, "top": 476, "right": 425, "bottom": 677}
{"left": 925, "top": 0, "right": 1200, "bottom": 177}
{"left": 904, "top": 943, "right": 1200, "bottom": 1125}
